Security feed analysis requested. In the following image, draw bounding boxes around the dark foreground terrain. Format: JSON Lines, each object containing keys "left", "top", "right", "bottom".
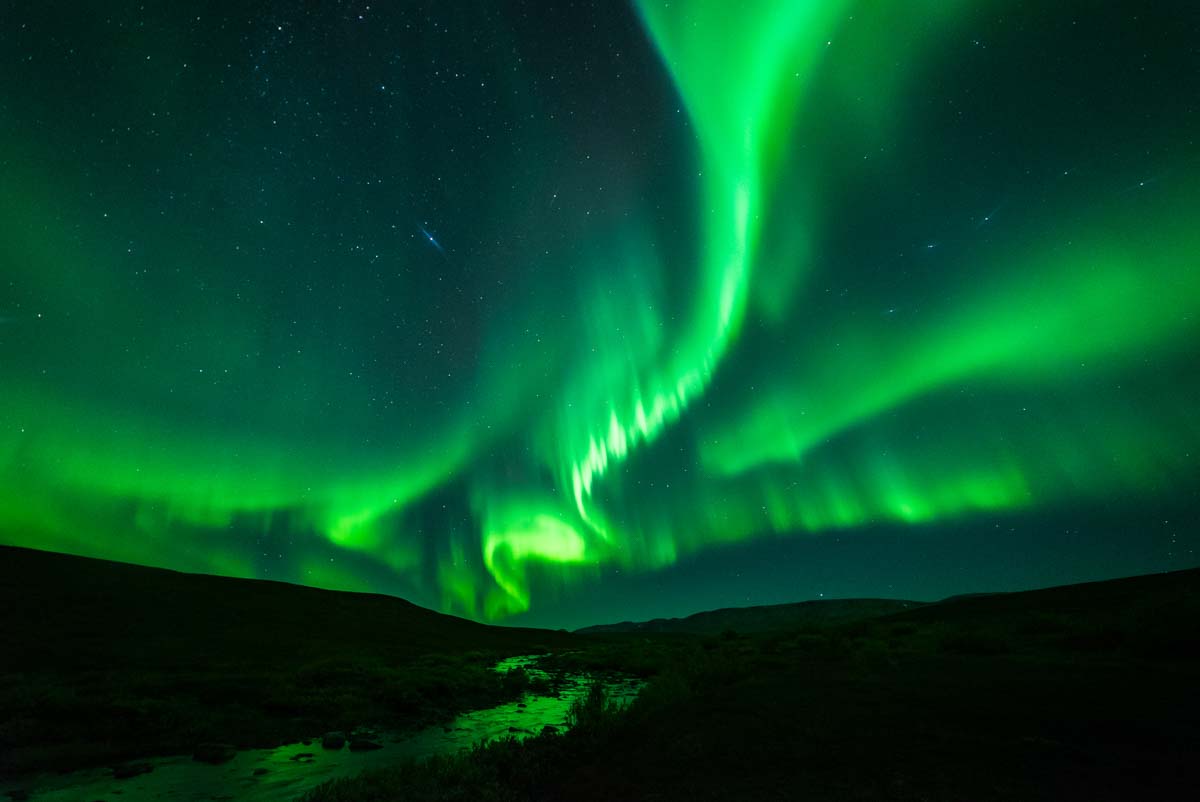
{"left": 308, "top": 568, "right": 1200, "bottom": 802}
{"left": 0, "top": 545, "right": 569, "bottom": 777}
{"left": 3, "top": 546, "right": 1199, "bottom": 801}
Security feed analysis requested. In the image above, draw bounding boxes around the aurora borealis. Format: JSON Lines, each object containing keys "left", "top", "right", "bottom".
{"left": 1, "top": 1, "right": 1197, "bottom": 628}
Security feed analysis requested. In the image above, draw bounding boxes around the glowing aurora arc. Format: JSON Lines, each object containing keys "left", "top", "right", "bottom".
{"left": 564, "top": 1, "right": 851, "bottom": 518}
{"left": 480, "top": 1, "right": 859, "bottom": 614}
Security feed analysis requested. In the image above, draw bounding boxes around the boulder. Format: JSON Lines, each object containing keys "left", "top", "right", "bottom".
{"left": 321, "top": 731, "right": 346, "bottom": 750}
{"left": 193, "top": 743, "right": 237, "bottom": 764}
{"left": 253, "top": 767, "right": 269, "bottom": 776}
{"left": 348, "top": 739, "right": 383, "bottom": 752}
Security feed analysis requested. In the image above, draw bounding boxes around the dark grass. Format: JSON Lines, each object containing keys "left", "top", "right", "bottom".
{"left": 0, "top": 545, "right": 570, "bottom": 776}
{"left": 305, "top": 567, "right": 1200, "bottom": 802}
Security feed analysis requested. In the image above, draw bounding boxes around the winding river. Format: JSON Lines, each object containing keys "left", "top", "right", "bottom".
{"left": 3, "top": 656, "right": 642, "bottom": 802}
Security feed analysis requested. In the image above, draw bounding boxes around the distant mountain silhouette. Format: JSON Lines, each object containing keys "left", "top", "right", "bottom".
{"left": 576, "top": 597, "right": 925, "bottom": 635}
{"left": 892, "top": 567, "right": 1200, "bottom": 639}
{"left": 577, "top": 568, "right": 1200, "bottom": 636}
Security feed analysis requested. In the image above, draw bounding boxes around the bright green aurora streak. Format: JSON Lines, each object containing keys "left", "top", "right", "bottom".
{"left": 1, "top": 1, "right": 1196, "bottom": 623}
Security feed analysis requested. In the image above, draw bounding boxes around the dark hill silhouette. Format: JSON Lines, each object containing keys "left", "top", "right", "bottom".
{"left": 0, "top": 544, "right": 565, "bottom": 674}
{"left": 886, "top": 567, "right": 1200, "bottom": 659}
{"left": 900, "top": 568, "right": 1200, "bottom": 626}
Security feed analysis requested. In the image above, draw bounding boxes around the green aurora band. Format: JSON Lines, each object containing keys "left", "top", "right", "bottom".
{"left": 1, "top": 1, "right": 1197, "bottom": 620}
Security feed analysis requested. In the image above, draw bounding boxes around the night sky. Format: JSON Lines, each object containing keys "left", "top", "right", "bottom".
{"left": 1, "top": 1, "right": 1197, "bottom": 629}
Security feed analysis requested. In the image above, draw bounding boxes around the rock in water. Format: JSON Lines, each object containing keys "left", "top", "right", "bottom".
{"left": 348, "top": 739, "right": 383, "bottom": 752}
{"left": 193, "top": 743, "right": 237, "bottom": 764}
{"left": 321, "top": 731, "right": 346, "bottom": 750}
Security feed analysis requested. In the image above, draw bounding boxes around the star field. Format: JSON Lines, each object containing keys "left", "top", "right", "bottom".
{"left": 1, "top": 1, "right": 1197, "bottom": 627}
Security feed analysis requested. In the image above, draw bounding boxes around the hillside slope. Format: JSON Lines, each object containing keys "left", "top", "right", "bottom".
{"left": 0, "top": 545, "right": 564, "bottom": 673}
{"left": 0, "top": 544, "right": 569, "bottom": 775}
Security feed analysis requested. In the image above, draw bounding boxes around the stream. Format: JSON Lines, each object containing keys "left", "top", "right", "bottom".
{"left": 3, "top": 655, "right": 643, "bottom": 802}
